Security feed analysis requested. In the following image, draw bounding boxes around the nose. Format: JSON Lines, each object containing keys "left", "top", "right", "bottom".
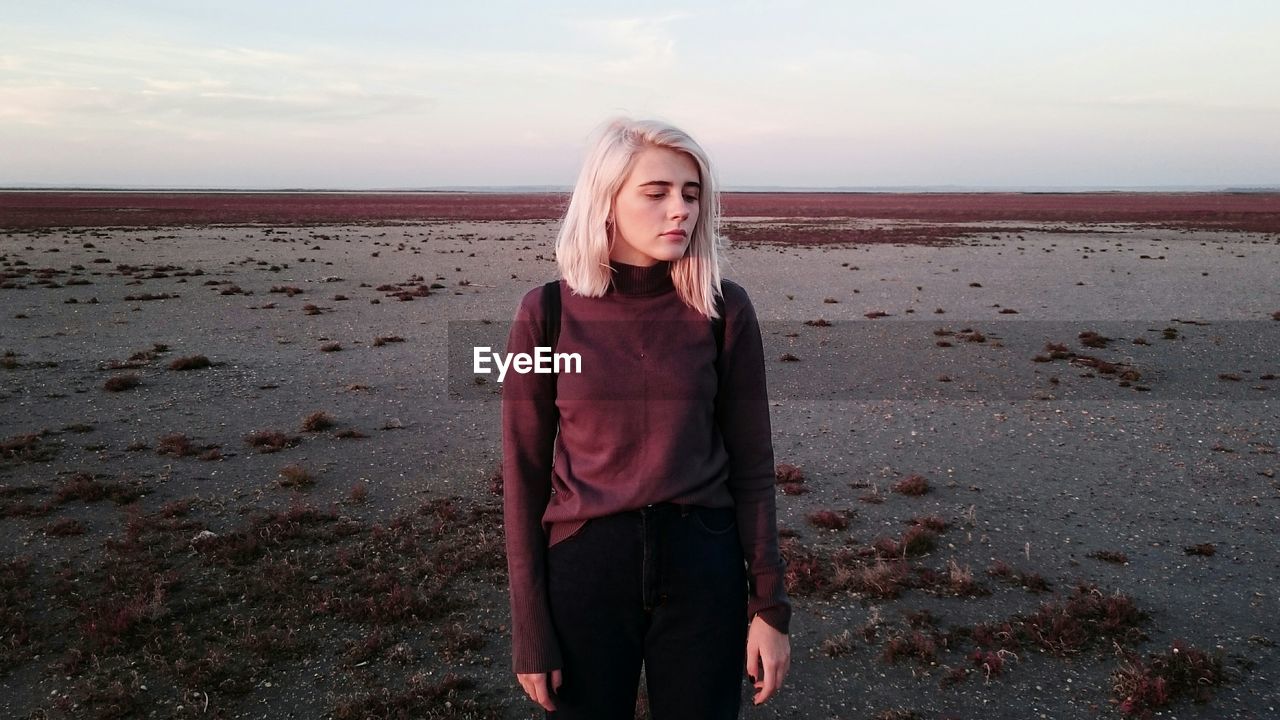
{"left": 669, "top": 196, "right": 690, "bottom": 221}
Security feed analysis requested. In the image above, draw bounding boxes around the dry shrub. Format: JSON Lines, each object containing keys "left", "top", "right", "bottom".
{"left": 349, "top": 482, "right": 368, "bottom": 504}
{"left": 1088, "top": 550, "right": 1129, "bottom": 564}
{"left": 910, "top": 515, "right": 949, "bottom": 532}
{"left": 943, "top": 559, "right": 983, "bottom": 597}
{"left": 277, "top": 464, "right": 314, "bottom": 488}
{"left": 245, "top": 430, "right": 300, "bottom": 453}
{"left": 331, "top": 672, "right": 500, "bottom": 720}
{"left": 103, "top": 374, "right": 140, "bottom": 392}
{"left": 1, "top": 432, "right": 58, "bottom": 463}
{"left": 1020, "top": 583, "right": 1146, "bottom": 656}
{"left": 1079, "top": 330, "right": 1111, "bottom": 348}
{"left": 780, "top": 538, "right": 828, "bottom": 596}
{"left": 807, "top": 510, "right": 848, "bottom": 531}
{"left": 1112, "top": 640, "right": 1227, "bottom": 715}
{"left": 892, "top": 475, "right": 930, "bottom": 496}
{"left": 302, "top": 411, "right": 335, "bottom": 432}
{"left": 156, "top": 433, "right": 194, "bottom": 457}
{"left": 882, "top": 630, "right": 939, "bottom": 665}
{"left": 774, "top": 463, "right": 805, "bottom": 484}
{"left": 54, "top": 472, "right": 144, "bottom": 505}
{"left": 858, "top": 484, "right": 885, "bottom": 504}
{"left": 822, "top": 629, "right": 857, "bottom": 657}
{"left": 850, "top": 560, "right": 910, "bottom": 600}
{"left": 986, "top": 560, "right": 1050, "bottom": 593}
{"left": 168, "top": 355, "right": 210, "bottom": 371}
{"left": 873, "top": 526, "right": 937, "bottom": 559}
{"left": 45, "top": 518, "right": 86, "bottom": 537}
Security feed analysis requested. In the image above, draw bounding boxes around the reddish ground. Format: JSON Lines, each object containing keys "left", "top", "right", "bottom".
{"left": 2, "top": 191, "right": 1279, "bottom": 232}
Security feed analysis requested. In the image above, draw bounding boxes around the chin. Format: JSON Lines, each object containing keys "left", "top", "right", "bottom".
{"left": 650, "top": 245, "right": 689, "bottom": 262}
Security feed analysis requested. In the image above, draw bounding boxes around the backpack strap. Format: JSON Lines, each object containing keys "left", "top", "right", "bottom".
{"left": 711, "top": 291, "right": 726, "bottom": 361}
{"left": 541, "top": 280, "right": 561, "bottom": 351}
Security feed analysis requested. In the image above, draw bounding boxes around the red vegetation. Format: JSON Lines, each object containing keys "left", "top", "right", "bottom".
{"left": 168, "top": 355, "right": 210, "bottom": 371}
{"left": 277, "top": 464, "right": 314, "bottom": 488}
{"left": 807, "top": 510, "right": 849, "bottom": 531}
{"left": 6, "top": 192, "right": 1279, "bottom": 233}
{"left": 1020, "top": 583, "right": 1147, "bottom": 656}
{"left": 774, "top": 463, "right": 805, "bottom": 484}
{"left": 1088, "top": 550, "right": 1130, "bottom": 565}
{"left": 1, "top": 432, "right": 58, "bottom": 462}
{"left": 155, "top": 433, "right": 194, "bottom": 457}
{"left": 1112, "top": 640, "right": 1227, "bottom": 716}
{"left": 53, "top": 472, "right": 143, "bottom": 505}
{"left": 245, "top": 430, "right": 300, "bottom": 453}
{"left": 103, "top": 374, "right": 140, "bottom": 392}
{"left": 302, "top": 411, "right": 335, "bottom": 432}
{"left": 892, "top": 475, "right": 930, "bottom": 496}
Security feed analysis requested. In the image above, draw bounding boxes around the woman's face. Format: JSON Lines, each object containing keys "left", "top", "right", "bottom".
{"left": 609, "top": 146, "right": 701, "bottom": 267}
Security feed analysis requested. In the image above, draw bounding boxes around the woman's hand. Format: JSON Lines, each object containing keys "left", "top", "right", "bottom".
{"left": 516, "top": 669, "right": 562, "bottom": 712}
{"left": 745, "top": 615, "right": 790, "bottom": 705}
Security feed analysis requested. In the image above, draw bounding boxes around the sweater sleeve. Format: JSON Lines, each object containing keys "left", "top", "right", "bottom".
{"left": 502, "top": 285, "right": 563, "bottom": 673}
{"left": 716, "top": 281, "right": 792, "bottom": 634}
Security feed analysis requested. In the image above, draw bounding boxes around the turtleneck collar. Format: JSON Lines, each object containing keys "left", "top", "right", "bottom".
{"left": 609, "top": 260, "right": 674, "bottom": 296}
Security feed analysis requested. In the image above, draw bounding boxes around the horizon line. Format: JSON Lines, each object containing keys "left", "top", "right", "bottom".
{"left": 2, "top": 184, "right": 1279, "bottom": 194}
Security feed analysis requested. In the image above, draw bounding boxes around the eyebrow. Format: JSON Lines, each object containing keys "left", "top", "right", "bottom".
{"left": 638, "top": 180, "right": 701, "bottom": 190}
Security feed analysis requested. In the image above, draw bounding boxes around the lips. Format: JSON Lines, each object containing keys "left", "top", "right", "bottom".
{"left": 661, "top": 229, "right": 687, "bottom": 239}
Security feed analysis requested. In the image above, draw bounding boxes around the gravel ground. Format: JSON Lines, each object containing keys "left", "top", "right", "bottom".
{"left": 1, "top": 220, "right": 1276, "bottom": 719}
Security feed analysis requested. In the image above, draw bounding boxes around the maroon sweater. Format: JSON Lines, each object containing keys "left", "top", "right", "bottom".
{"left": 502, "top": 260, "right": 791, "bottom": 674}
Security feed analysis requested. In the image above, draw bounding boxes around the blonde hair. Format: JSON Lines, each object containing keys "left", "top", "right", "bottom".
{"left": 555, "top": 117, "right": 723, "bottom": 319}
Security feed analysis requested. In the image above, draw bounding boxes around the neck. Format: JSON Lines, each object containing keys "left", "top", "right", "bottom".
{"left": 609, "top": 259, "right": 674, "bottom": 296}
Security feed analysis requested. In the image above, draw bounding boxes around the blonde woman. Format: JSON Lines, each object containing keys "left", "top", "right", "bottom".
{"left": 503, "top": 117, "right": 790, "bottom": 719}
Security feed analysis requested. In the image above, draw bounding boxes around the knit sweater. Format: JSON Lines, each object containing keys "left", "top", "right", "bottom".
{"left": 501, "top": 260, "right": 791, "bottom": 674}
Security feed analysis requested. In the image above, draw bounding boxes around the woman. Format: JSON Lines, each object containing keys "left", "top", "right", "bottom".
{"left": 502, "top": 117, "right": 791, "bottom": 719}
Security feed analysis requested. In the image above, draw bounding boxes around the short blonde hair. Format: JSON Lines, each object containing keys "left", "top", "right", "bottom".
{"left": 555, "top": 117, "right": 723, "bottom": 319}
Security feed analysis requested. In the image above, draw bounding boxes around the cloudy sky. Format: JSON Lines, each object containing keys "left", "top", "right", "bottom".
{"left": 2, "top": 1, "right": 1278, "bottom": 189}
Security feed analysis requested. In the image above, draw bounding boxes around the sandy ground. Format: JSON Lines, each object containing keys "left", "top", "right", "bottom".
{"left": 1, "top": 219, "right": 1277, "bottom": 719}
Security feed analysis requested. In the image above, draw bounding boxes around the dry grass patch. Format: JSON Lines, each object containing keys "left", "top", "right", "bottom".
{"left": 103, "top": 374, "right": 140, "bottom": 392}
{"left": 168, "top": 355, "right": 210, "bottom": 371}
{"left": 277, "top": 464, "right": 314, "bottom": 488}
{"left": 892, "top": 475, "right": 930, "bottom": 496}
{"left": 302, "top": 411, "right": 335, "bottom": 432}
{"left": 245, "top": 430, "right": 300, "bottom": 453}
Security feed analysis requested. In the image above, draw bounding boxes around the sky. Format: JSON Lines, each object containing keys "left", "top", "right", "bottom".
{"left": 2, "top": 1, "right": 1278, "bottom": 189}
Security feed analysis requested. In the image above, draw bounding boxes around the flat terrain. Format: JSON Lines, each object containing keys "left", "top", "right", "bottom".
{"left": 1, "top": 193, "right": 1277, "bottom": 719}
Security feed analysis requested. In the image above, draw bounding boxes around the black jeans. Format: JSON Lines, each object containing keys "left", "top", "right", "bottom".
{"left": 546, "top": 502, "right": 749, "bottom": 719}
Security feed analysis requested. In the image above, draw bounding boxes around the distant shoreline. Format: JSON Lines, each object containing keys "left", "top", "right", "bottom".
{"left": 4, "top": 190, "right": 1280, "bottom": 232}
{"left": 1, "top": 186, "right": 1278, "bottom": 194}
